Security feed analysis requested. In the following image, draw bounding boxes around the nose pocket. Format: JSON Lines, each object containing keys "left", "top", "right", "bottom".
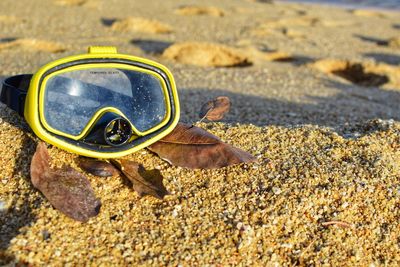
{"left": 83, "top": 112, "right": 133, "bottom": 146}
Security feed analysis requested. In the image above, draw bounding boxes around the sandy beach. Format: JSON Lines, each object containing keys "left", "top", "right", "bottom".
{"left": 1, "top": 0, "right": 400, "bottom": 265}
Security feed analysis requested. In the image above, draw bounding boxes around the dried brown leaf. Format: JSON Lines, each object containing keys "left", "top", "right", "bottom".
{"left": 30, "top": 142, "right": 101, "bottom": 222}
{"left": 199, "top": 96, "right": 231, "bottom": 121}
{"left": 111, "top": 159, "right": 169, "bottom": 199}
{"left": 148, "top": 123, "right": 256, "bottom": 169}
{"left": 77, "top": 157, "right": 119, "bottom": 177}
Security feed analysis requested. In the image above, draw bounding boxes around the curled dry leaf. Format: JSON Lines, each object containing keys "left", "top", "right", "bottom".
{"left": 111, "top": 159, "right": 169, "bottom": 199}
{"left": 77, "top": 157, "right": 119, "bottom": 177}
{"left": 199, "top": 96, "right": 231, "bottom": 121}
{"left": 30, "top": 142, "right": 101, "bottom": 222}
{"left": 148, "top": 123, "right": 256, "bottom": 169}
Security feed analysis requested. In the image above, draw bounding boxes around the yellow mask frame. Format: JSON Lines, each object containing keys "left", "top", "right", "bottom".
{"left": 1, "top": 46, "right": 180, "bottom": 158}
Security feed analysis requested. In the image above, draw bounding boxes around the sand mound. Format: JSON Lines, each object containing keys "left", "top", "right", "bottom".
{"left": 175, "top": 6, "right": 225, "bottom": 17}
{"left": 0, "top": 39, "right": 66, "bottom": 53}
{"left": 110, "top": 17, "right": 173, "bottom": 34}
{"left": 244, "top": 47, "right": 294, "bottom": 62}
{"left": 261, "top": 51, "right": 293, "bottom": 62}
{"left": 319, "top": 20, "right": 357, "bottom": 27}
{"left": 388, "top": 37, "right": 400, "bottom": 49}
{"left": 235, "top": 41, "right": 294, "bottom": 63}
{"left": 162, "top": 42, "right": 250, "bottom": 67}
{"left": 163, "top": 41, "right": 294, "bottom": 67}
{"left": 250, "top": 16, "right": 319, "bottom": 36}
{"left": 251, "top": 16, "right": 355, "bottom": 37}
{"left": 312, "top": 59, "right": 400, "bottom": 88}
{"left": 262, "top": 16, "right": 320, "bottom": 28}
{"left": 54, "top": 0, "right": 98, "bottom": 7}
{"left": 352, "top": 9, "right": 386, "bottom": 18}
{"left": 0, "top": 15, "right": 22, "bottom": 24}
{"left": 55, "top": 0, "right": 86, "bottom": 6}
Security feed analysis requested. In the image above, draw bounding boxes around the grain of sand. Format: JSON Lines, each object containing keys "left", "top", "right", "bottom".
{"left": 1, "top": 0, "right": 400, "bottom": 265}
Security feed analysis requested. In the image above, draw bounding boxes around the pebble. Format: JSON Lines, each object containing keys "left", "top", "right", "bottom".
{"left": 42, "top": 230, "right": 51, "bottom": 241}
{"left": 0, "top": 200, "right": 7, "bottom": 212}
{"left": 272, "top": 187, "right": 282, "bottom": 195}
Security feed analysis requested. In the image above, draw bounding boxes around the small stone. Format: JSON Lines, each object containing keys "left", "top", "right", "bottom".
{"left": 172, "top": 205, "right": 182, "bottom": 217}
{"left": 0, "top": 200, "right": 7, "bottom": 212}
{"left": 236, "top": 222, "right": 244, "bottom": 230}
{"left": 281, "top": 243, "right": 293, "bottom": 249}
{"left": 42, "top": 230, "right": 51, "bottom": 241}
{"left": 388, "top": 37, "right": 400, "bottom": 48}
{"left": 272, "top": 187, "right": 281, "bottom": 195}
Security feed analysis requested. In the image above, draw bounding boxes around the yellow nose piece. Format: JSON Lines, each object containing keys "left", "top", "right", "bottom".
{"left": 88, "top": 46, "right": 118, "bottom": 54}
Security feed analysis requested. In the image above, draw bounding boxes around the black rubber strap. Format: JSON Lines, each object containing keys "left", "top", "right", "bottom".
{"left": 0, "top": 74, "right": 32, "bottom": 116}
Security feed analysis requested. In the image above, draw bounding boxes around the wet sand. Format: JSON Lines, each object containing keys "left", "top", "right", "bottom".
{"left": 1, "top": 0, "right": 400, "bottom": 265}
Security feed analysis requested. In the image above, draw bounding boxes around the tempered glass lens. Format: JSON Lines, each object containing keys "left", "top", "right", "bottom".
{"left": 43, "top": 67, "right": 167, "bottom": 136}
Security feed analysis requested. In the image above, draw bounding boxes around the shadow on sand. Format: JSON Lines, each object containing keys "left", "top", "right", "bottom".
{"left": 130, "top": 39, "right": 173, "bottom": 55}
{"left": 364, "top": 52, "right": 400, "bottom": 66}
{"left": 178, "top": 80, "right": 400, "bottom": 135}
{"left": 354, "top": 34, "right": 388, "bottom": 46}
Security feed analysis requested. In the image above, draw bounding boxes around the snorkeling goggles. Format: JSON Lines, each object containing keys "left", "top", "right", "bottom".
{"left": 0, "top": 46, "right": 180, "bottom": 158}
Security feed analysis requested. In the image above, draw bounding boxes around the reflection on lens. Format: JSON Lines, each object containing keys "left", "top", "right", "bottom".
{"left": 104, "top": 118, "right": 132, "bottom": 146}
{"left": 44, "top": 67, "right": 167, "bottom": 136}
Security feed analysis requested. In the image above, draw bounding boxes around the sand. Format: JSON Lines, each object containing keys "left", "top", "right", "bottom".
{"left": 0, "top": 0, "right": 400, "bottom": 265}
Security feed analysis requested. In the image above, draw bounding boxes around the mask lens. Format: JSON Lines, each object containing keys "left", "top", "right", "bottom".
{"left": 43, "top": 67, "right": 167, "bottom": 137}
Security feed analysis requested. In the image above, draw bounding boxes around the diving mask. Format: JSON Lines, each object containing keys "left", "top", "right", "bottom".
{"left": 0, "top": 46, "right": 180, "bottom": 158}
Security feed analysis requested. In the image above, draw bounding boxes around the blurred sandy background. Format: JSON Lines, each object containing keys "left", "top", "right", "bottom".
{"left": 1, "top": 0, "right": 400, "bottom": 265}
